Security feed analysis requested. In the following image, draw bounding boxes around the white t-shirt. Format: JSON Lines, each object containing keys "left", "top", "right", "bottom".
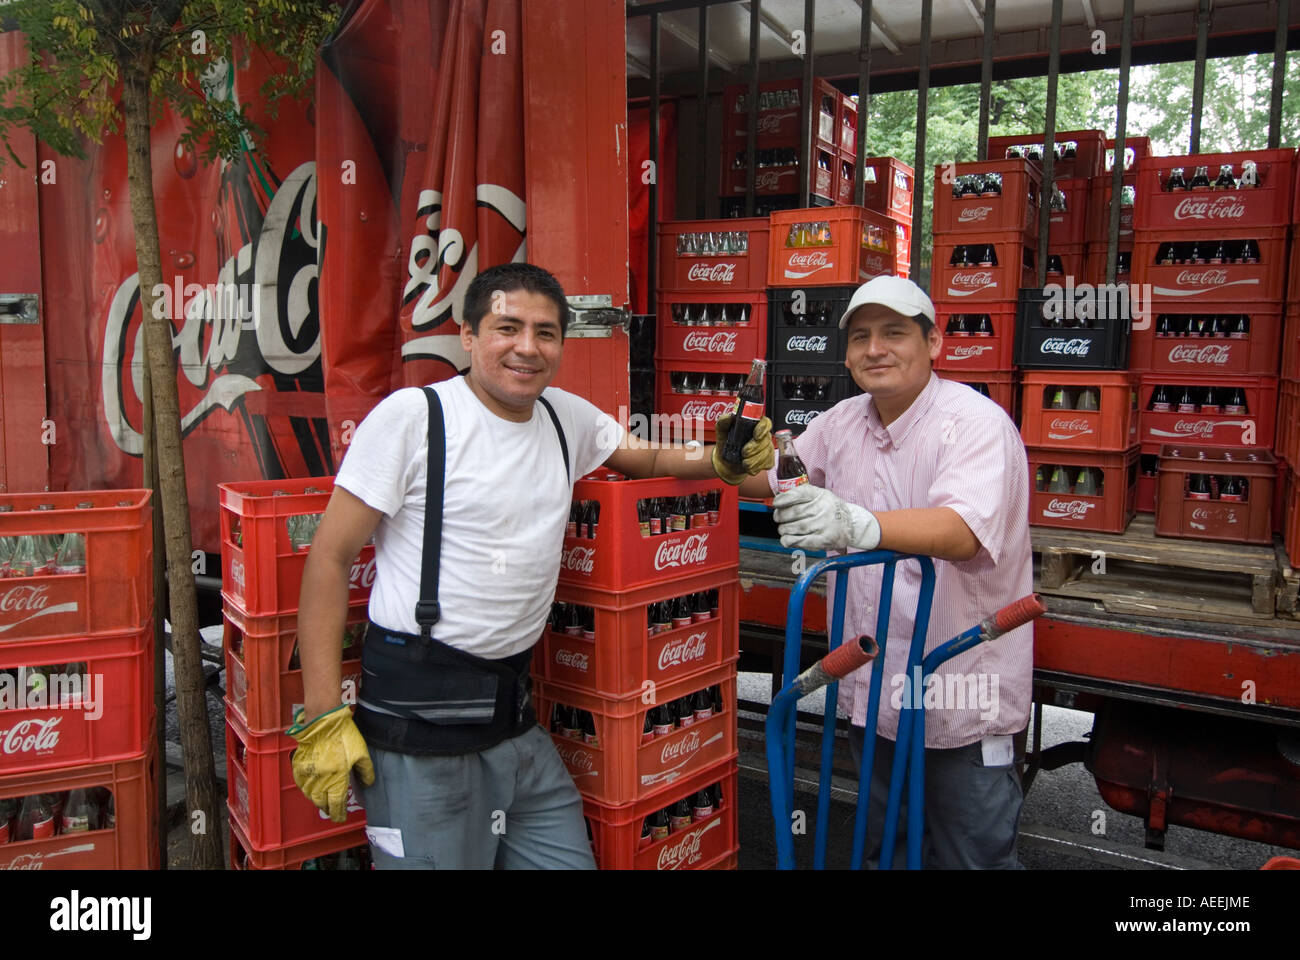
{"left": 335, "top": 377, "right": 624, "bottom": 659}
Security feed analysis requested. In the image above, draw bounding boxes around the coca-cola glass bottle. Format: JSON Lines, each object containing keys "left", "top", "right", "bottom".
{"left": 17, "top": 794, "right": 56, "bottom": 841}
{"left": 1190, "top": 165, "right": 1212, "bottom": 190}
{"left": 1215, "top": 164, "right": 1237, "bottom": 189}
{"left": 1188, "top": 474, "right": 1212, "bottom": 500}
{"left": 1074, "top": 468, "right": 1099, "bottom": 497}
{"left": 1076, "top": 388, "right": 1099, "bottom": 412}
{"left": 774, "top": 430, "right": 810, "bottom": 493}
{"left": 61, "top": 789, "right": 95, "bottom": 834}
{"left": 719, "top": 359, "right": 767, "bottom": 467}
{"left": 975, "top": 314, "right": 993, "bottom": 337}
{"left": 1239, "top": 240, "right": 1259, "bottom": 264}
{"left": 1224, "top": 389, "right": 1247, "bottom": 414}
{"left": 0, "top": 797, "right": 17, "bottom": 843}
{"left": 1177, "top": 386, "right": 1197, "bottom": 412}
{"left": 1149, "top": 384, "right": 1172, "bottom": 412}
{"left": 980, "top": 245, "right": 997, "bottom": 268}
{"left": 1047, "top": 387, "right": 1074, "bottom": 410}
{"left": 1230, "top": 315, "right": 1249, "bottom": 339}
{"left": 1047, "top": 467, "right": 1073, "bottom": 494}
{"left": 1201, "top": 388, "right": 1220, "bottom": 414}
{"left": 8, "top": 534, "right": 40, "bottom": 578}
{"left": 1165, "top": 166, "right": 1188, "bottom": 191}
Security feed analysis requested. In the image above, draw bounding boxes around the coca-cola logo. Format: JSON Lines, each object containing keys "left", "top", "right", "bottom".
{"left": 784, "top": 409, "right": 820, "bottom": 426}
{"left": 947, "top": 344, "right": 992, "bottom": 359}
{"left": 686, "top": 262, "right": 738, "bottom": 284}
{"left": 682, "top": 331, "right": 739, "bottom": 354}
{"left": 230, "top": 557, "right": 246, "bottom": 592}
{"left": 756, "top": 112, "right": 794, "bottom": 135}
{"left": 0, "top": 584, "right": 78, "bottom": 637}
{"left": 553, "top": 740, "right": 595, "bottom": 773}
{"left": 947, "top": 272, "right": 996, "bottom": 298}
{"left": 1048, "top": 417, "right": 1094, "bottom": 437}
{"left": 1168, "top": 343, "right": 1231, "bottom": 365}
{"left": 1043, "top": 498, "right": 1096, "bottom": 520}
{"left": 1166, "top": 419, "right": 1219, "bottom": 438}
{"left": 756, "top": 169, "right": 794, "bottom": 191}
{"left": 1, "top": 716, "right": 62, "bottom": 755}
{"left": 1040, "top": 338, "right": 1091, "bottom": 357}
{"left": 680, "top": 400, "right": 731, "bottom": 421}
{"left": 956, "top": 206, "right": 994, "bottom": 222}
{"left": 1, "top": 845, "right": 97, "bottom": 871}
{"left": 1172, "top": 196, "right": 1247, "bottom": 220}
{"left": 316, "top": 785, "right": 363, "bottom": 820}
{"left": 863, "top": 254, "right": 886, "bottom": 275}
{"left": 1174, "top": 268, "right": 1229, "bottom": 286}
{"left": 554, "top": 649, "right": 590, "bottom": 672}
{"left": 348, "top": 555, "right": 376, "bottom": 590}
{"left": 1190, "top": 506, "right": 1238, "bottom": 523}
{"left": 784, "top": 250, "right": 834, "bottom": 279}
{"left": 660, "top": 728, "right": 702, "bottom": 765}
{"left": 657, "top": 632, "right": 709, "bottom": 671}
{"left": 561, "top": 545, "right": 596, "bottom": 575}
{"left": 785, "top": 335, "right": 828, "bottom": 352}
{"left": 656, "top": 818, "right": 720, "bottom": 870}
{"left": 653, "top": 534, "right": 710, "bottom": 571}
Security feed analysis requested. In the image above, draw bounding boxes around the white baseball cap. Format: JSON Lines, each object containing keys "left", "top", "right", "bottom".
{"left": 837, "top": 275, "right": 936, "bottom": 329}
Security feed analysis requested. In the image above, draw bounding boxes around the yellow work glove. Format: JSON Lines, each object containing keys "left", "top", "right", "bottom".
{"left": 286, "top": 704, "right": 375, "bottom": 823}
{"left": 712, "top": 413, "right": 775, "bottom": 486}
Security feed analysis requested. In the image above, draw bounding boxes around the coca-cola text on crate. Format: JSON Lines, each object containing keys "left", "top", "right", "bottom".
{"left": 1134, "top": 149, "right": 1295, "bottom": 231}
{"left": 1154, "top": 444, "right": 1276, "bottom": 545}
{"left": 933, "top": 302, "right": 1017, "bottom": 371}
{"left": 1027, "top": 445, "right": 1140, "bottom": 534}
{"left": 1137, "top": 375, "right": 1278, "bottom": 448}
{"left": 767, "top": 206, "right": 905, "bottom": 288}
{"left": 654, "top": 295, "right": 767, "bottom": 364}
{"left": 932, "top": 158, "right": 1042, "bottom": 238}
{"left": 658, "top": 218, "right": 771, "bottom": 294}
{"left": 1130, "top": 303, "right": 1281, "bottom": 376}
{"left": 1020, "top": 371, "right": 1138, "bottom": 452}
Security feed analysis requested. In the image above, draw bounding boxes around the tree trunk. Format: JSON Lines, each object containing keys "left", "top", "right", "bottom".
{"left": 121, "top": 57, "right": 222, "bottom": 870}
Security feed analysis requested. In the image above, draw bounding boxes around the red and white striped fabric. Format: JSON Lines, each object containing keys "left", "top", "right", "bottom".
{"left": 766, "top": 373, "right": 1033, "bottom": 748}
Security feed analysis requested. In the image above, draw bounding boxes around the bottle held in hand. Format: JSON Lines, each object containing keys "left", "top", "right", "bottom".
{"left": 774, "top": 429, "right": 809, "bottom": 493}
{"left": 719, "top": 360, "right": 768, "bottom": 466}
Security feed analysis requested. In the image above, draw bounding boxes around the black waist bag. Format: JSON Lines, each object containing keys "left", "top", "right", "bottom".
{"left": 353, "top": 384, "right": 568, "bottom": 757}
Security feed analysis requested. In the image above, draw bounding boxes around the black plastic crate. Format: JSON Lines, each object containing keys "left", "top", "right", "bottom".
{"left": 1014, "top": 287, "right": 1130, "bottom": 370}
{"left": 767, "top": 361, "right": 862, "bottom": 436}
{"left": 768, "top": 285, "right": 857, "bottom": 364}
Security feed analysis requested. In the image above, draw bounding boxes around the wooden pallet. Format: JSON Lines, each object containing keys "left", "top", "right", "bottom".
{"left": 1276, "top": 541, "right": 1300, "bottom": 620}
{"left": 1031, "top": 514, "right": 1279, "bottom": 626}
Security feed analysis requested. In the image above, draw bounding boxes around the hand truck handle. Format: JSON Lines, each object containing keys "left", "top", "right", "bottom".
{"left": 984, "top": 593, "right": 1047, "bottom": 639}
{"left": 791, "top": 635, "right": 880, "bottom": 696}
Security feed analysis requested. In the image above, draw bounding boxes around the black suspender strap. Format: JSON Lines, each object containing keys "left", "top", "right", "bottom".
{"left": 537, "top": 395, "right": 570, "bottom": 483}
{"left": 415, "top": 387, "right": 445, "bottom": 641}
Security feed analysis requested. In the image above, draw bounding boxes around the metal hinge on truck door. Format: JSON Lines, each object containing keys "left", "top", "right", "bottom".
{"left": 0, "top": 294, "right": 38, "bottom": 324}
{"left": 565, "top": 294, "right": 629, "bottom": 339}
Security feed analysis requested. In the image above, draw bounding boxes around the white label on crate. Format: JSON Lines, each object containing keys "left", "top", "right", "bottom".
{"left": 784, "top": 250, "right": 833, "bottom": 280}
{"left": 654, "top": 534, "right": 710, "bottom": 571}
{"left": 682, "top": 331, "right": 739, "bottom": 354}
{"left": 1148, "top": 419, "right": 1243, "bottom": 439}
{"left": 1167, "top": 343, "right": 1231, "bottom": 365}
{"left": 348, "top": 556, "right": 377, "bottom": 590}
{"left": 0, "top": 584, "right": 77, "bottom": 635}
{"left": 1047, "top": 417, "right": 1095, "bottom": 440}
{"left": 1039, "top": 338, "right": 1092, "bottom": 357}
{"left": 0, "top": 716, "right": 62, "bottom": 755}
{"left": 957, "top": 206, "right": 994, "bottom": 223}
{"left": 560, "top": 545, "right": 596, "bottom": 576}
{"left": 686, "top": 263, "right": 737, "bottom": 284}
{"left": 947, "top": 272, "right": 996, "bottom": 297}
{"left": 657, "top": 632, "right": 709, "bottom": 671}
{"left": 1172, "top": 196, "right": 1247, "bottom": 221}
{"left": 785, "top": 335, "right": 828, "bottom": 353}
{"left": 680, "top": 400, "right": 732, "bottom": 422}
{"left": 656, "top": 817, "right": 722, "bottom": 870}
{"left": 229, "top": 557, "right": 246, "bottom": 592}
{"left": 553, "top": 740, "right": 597, "bottom": 775}
{"left": 756, "top": 170, "right": 796, "bottom": 192}
{"left": 784, "top": 409, "right": 821, "bottom": 427}
{"left": 947, "top": 344, "right": 994, "bottom": 360}
{"left": 1043, "top": 498, "right": 1097, "bottom": 520}
{"left": 554, "top": 649, "right": 590, "bottom": 672}
{"left": 2, "top": 843, "right": 97, "bottom": 871}
{"left": 757, "top": 113, "right": 794, "bottom": 135}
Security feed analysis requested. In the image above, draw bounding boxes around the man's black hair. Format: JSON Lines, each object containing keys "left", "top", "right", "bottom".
{"left": 913, "top": 313, "right": 936, "bottom": 337}
{"left": 462, "top": 263, "right": 570, "bottom": 336}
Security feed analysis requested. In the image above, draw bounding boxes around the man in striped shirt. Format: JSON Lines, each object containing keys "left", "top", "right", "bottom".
{"left": 737, "top": 275, "right": 1033, "bottom": 868}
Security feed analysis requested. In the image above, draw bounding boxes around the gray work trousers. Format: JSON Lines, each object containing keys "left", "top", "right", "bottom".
{"left": 847, "top": 725, "right": 1025, "bottom": 869}
{"left": 359, "top": 724, "right": 596, "bottom": 870}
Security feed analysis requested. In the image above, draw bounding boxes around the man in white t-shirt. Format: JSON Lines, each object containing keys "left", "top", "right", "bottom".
{"left": 286, "top": 263, "right": 774, "bottom": 869}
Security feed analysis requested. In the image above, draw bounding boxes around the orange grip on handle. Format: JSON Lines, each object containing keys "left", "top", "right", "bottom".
{"left": 819, "top": 635, "right": 880, "bottom": 679}
{"left": 994, "top": 594, "right": 1047, "bottom": 633}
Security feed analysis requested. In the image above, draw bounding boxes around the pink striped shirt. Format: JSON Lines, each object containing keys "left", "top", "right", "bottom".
{"left": 766, "top": 372, "right": 1034, "bottom": 747}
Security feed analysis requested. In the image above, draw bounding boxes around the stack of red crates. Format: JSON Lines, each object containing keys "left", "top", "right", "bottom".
{"left": 219, "top": 477, "right": 377, "bottom": 869}
{"left": 718, "top": 78, "right": 852, "bottom": 213}
{"left": 930, "top": 156, "right": 1043, "bottom": 418}
{"left": 1081, "top": 137, "right": 1150, "bottom": 284}
{"left": 655, "top": 219, "right": 772, "bottom": 444}
{"left": 541, "top": 474, "right": 741, "bottom": 869}
{"left": 0, "top": 491, "right": 158, "bottom": 869}
{"left": 859, "top": 155, "right": 915, "bottom": 275}
{"left": 1130, "top": 148, "right": 1294, "bottom": 522}
{"left": 1281, "top": 161, "right": 1300, "bottom": 566}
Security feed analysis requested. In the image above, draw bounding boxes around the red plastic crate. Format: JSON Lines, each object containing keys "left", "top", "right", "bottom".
{"left": 0, "top": 626, "right": 153, "bottom": 777}
{"left": 1284, "top": 307, "right": 1300, "bottom": 380}
{"left": 835, "top": 150, "right": 855, "bottom": 206}
{"left": 1135, "top": 149, "right": 1295, "bottom": 230}
{"left": 0, "top": 490, "right": 151, "bottom": 641}
{"left": 933, "top": 301, "right": 1018, "bottom": 371}
{"left": 1137, "top": 445, "right": 1160, "bottom": 513}
{"left": 767, "top": 206, "right": 905, "bottom": 287}
{"left": 536, "top": 664, "right": 737, "bottom": 807}
{"left": 861, "top": 156, "right": 915, "bottom": 221}
{"left": 219, "top": 477, "right": 376, "bottom": 619}
{"left": 1284, "top": 463, "right": 1300, "bottom": 567}
{"left": 933, "top": 159, "right": 1041, "bottom": 237}
{"left": 655, "top": 363, "right": 755, "bottom": 445}
{"left": 1130, "top": 303, "right": 1281, "bottom": 376}
{"left": 1086, "top": 173, "right": 1136, "bottom": 244}
{"left": 720, "top": 78, "right": 839, "bottom": 147}
{"left": 0, "top": 742, "right": 158, "bottom": 870}
{"left": 1105, "top": 137, "right": 1151, "bottom": 173}
{"left": 1154, "top": 444, "right": 1276, "bottom": 545}
{"left": 1131, "top": 226, "right": 1287, "bottom": 302}
{"left": 225, "top": 708, "right": 366, "bottom": 851}
{"left": 657, "top": 218, "right": 772, "bottom": 294}
{"left": 721, "top": 151, "right": 836, "bottom": 201}
{"left": 229, "top": 814, "right": 368, "bottom": 870}
{"left": 1044, "top": 243, "right": 1086, "bottom": 283}
{"left": 1020, "top": 371, "right": 1138, "bottom": 452}
{"left": 558, "top": 475, "right": 738, "bottom": 596}
{"left": 988, "top": 129, "right": 1106, "bottom": 179}
{"left": 1049, "top": 177, "right": 1090, "bottom": 245}
{"left": 540, "top": 572, "right": 739, "bottom": 699}
{"left": 1277, "top": 379, "right": 1300, "bottom": 464}
{"left": 223, "top": 601, "right": 367, "bottom": 737}
{"left": 582, "top": 756, "right": 738, "bottom": 870}
{"left": 1027, "top": 445, "right": 1139, "bottom": 533}
{"left": 837, "top": 93, "right": 858, "bottom": 155}
{"left": 654, "top": 296, "right": 767, "bottom": 364}
{"left": 937, "top": 370, "right": 1018, "bottom": 422}
{"left": 1137, "top": 375, "right": 1278, "bottom": 448}
{"left": 1082, "top": 241, "right": 1134, "bottom": 285}
{"left": 932, "top": 234, "right": 1038, "bottom": 302}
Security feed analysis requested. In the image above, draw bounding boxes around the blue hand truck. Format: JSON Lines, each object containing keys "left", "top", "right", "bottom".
{"left": 765, "top": 549, "right": 1044, "bottom": 869}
